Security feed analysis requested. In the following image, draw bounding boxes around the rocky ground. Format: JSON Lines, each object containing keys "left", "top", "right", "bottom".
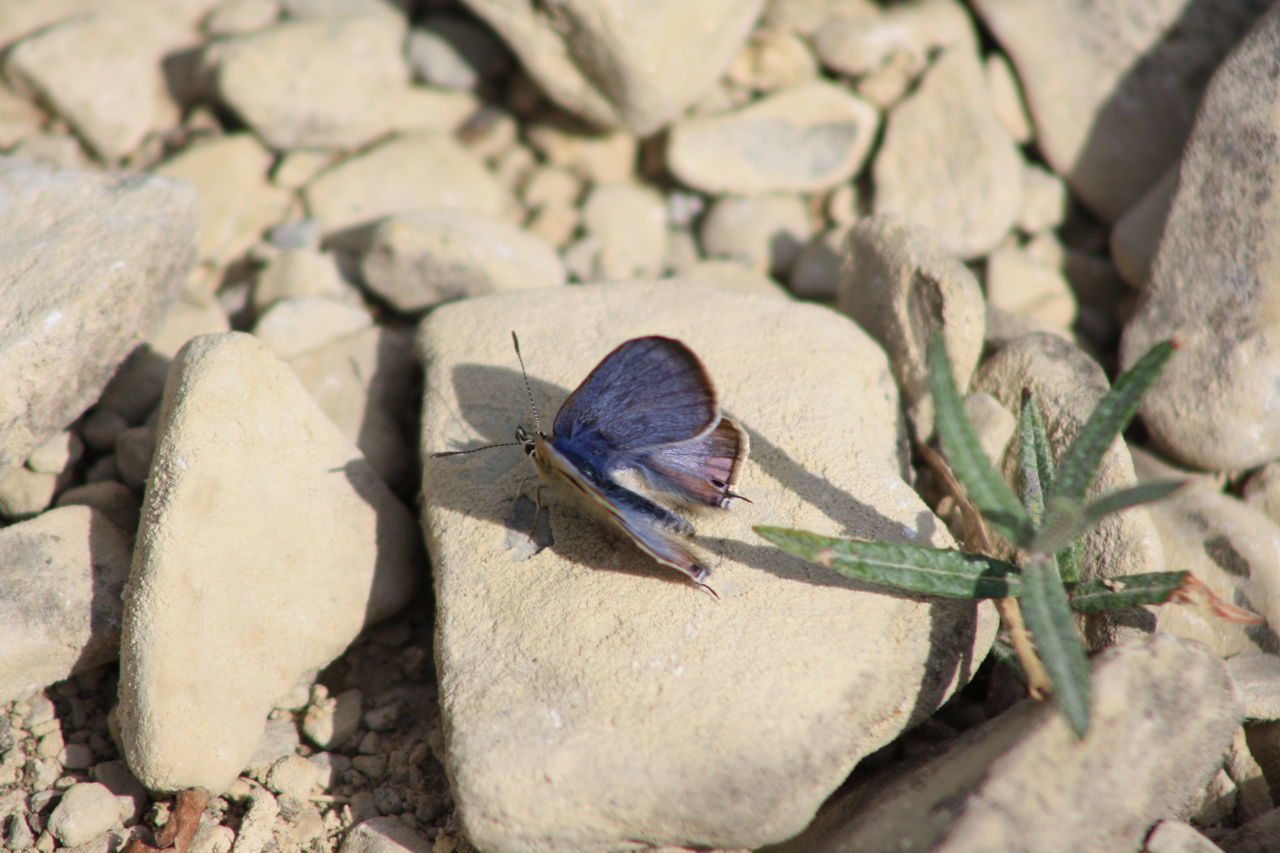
{"left": 4, "top": 0, "right": 1280, "bottom": 851}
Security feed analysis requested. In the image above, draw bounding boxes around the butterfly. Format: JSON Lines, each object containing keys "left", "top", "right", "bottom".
{"left": 435, "top": 334, "right": 749, "bottom": 596}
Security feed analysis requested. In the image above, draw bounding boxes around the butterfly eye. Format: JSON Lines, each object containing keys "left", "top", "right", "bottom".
{"left": 709, "top": 477, "right": 727, "bottom": 489}
{"left": 577, "top": 461, "right": 600, "bottom": 483}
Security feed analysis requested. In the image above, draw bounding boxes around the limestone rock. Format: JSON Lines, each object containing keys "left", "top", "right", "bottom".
{"left": 970, "top": 0, "right": 1269, "bottom": 222}
{"left": 775, "top": 635, "right": 1242, "bottom": 852}
{"left": 419, "top": 281, "right": 997, "bottom": 851}
{"left": 0, "top": 507, "right": 131, "bottom": 705}
{"left": 462, "top": 0, "right": 764, "bottom": 134}
{"left": 118, "top": 333, "right": 422, "bottom": 793}
{"left": 1120, "top": 5, "right": 1280, "bottom": 470}
{"left": 0, "top": 158, "right": 197, "bottom": 478}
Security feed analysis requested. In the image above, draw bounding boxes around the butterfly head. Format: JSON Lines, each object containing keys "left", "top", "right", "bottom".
{"left": 514, "top": 425, "right": 539, "bottom": 457}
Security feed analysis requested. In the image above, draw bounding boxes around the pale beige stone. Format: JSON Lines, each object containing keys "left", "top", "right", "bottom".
{"left": 420, "top": 281, "right": 996, "bottom": 851}
{"left": 1118, "top": 7, "right": 1280, "bottom": 471}
{"left": 964, "top": 392, "right": 1016, "bottom": 468}
{"left": 838, "top": 215, "right": 986, "bottom": 440}
{"left": 0, "top": 159, "right": 197, "bottom": 477}
{"left": 214, "top": 15, "right": 411, "bottom": 150}
{"left": 118, "top": 333, "right": 421, "bottom": 793}
{"left": 251, "top": 296, "right": 373, "bottom": 358}
{"left": 668, "top": 81, "right": 879, "bottom": 194}
{"left": 464, "top": 0, "right": 764, "bottom": 134}
{"left": 579, "top": 182, "right": 668, "bottom": 280}
{"left": 385, "top": 86, "right": 480, "bottom": 137}
{"left": 1110, "top": 167, "right": 1178, "bottom": 289}
{"left": 252, "top": 249, "right": 355, "bottom": 313}
{"left": 5, "top": 5, "right": 188, "bottom": 162}
{"left": 523, "top": 125, "right": 637, "bottom": 184}
{"left": 773, "top": 635, "right": 1241, "bottom": 853}
{"left": 699, "top": 193, "right": 812, "bottom": 276}
{"left": 358, "top": 209, "right": 565, "bottom": 312}
{"left": 873, "top": 43, "right": 1022, "bottom": 259}
{"left": 155, "top": 134, "right": 293, "bottom": 267}
{"left": 1244, "top": 463, "right": 1280, "bottom": 527}
{"left": 984, "top": 245, "right": 1078, "bottom": 330}
{"left": 0, "top": 507, "right": 131, "bottom": 704}
{"left": 813, "top": 0, "right": 976, "bottom": 76}
{"left": 725, "top": 30, "right": 820, "bottom": 92}
{"left": 285, "top": 326, "right": 417, "bottom": 494}
{"left": 970, "top": 0, "right": 1267, "bottom": 222}
{"left": 1145, "top": 820, "right": 1228, "bottom": 853}
{"left": 0, "top": 83, "right": 46, "bottom": 148}
{"left": 47, "top": 781, "right": 122, "bottom": 847}
{"left": 985, "top": 51, "right": 1030, "bottom": 144}
{"left": 26, "top": 430, "right": 82, "bottom": 475}
{"left": 305, "top": 132, "right": 512, "bottom": 236}
{"left": 339, "top": 816, "right": 432, "bottom": 853}
{"left": 1133, "top": 448, "right": 1280, "bottom": 657}
{"left": 678, "top": 260, "right": 788, "bottom": 298}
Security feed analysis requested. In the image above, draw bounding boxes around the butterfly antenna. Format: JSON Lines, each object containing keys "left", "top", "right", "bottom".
{"left": 511, "top": 331, "right": 542, "bottom": 434}
{"left": 432, "top": 441, "right": 523, "bottom": 458}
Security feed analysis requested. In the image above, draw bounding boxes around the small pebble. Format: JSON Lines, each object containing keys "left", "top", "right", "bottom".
{"left": 57, "top": 743, "right": 93, "bottom": 771}
{"left": 302, "top": 688, "right": 362, "bottom": 750}
{"left": 113, "top": 427, "right": 155, "bottom": 491}
{"left": 699, "top": 193, "right": 812, "bottom": 276}
{"left": 80, "top": 409, "right": 130, "bottom": 453}
{"left": 46, "top": 782, "right": 121, "bottom": 848}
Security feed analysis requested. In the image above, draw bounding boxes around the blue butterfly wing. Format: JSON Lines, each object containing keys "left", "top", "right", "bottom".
{"left": 554, "top": 337, "right": 719, "bottom": 453}
{"left": 534, "top": 438, "right": 712, "bottom": 587}
{"left": 635, "top": 416, "right": 748, "bottom": 508}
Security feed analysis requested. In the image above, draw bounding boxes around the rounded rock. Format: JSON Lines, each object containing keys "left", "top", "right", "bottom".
{"left": 872, "top": 43, "right": 1022, "bottom": 259}
{"left": 47, "top": 782, "right": 121, "bottom": 847}
{"left": 668, "top": 80, "right": 879, "bottom": 194}
{"left": 360, "top": 209, "right": 566, "bottom": 312}
{"left": 699, "top": 193, "right": 811, "bottom": 276}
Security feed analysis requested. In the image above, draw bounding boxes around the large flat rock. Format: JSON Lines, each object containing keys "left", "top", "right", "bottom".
{"left": 418, "top": 280, "right": 998, "bottom": 851}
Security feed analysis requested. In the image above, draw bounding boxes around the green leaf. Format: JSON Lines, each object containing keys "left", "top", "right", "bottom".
{"left": 1055, "top": 538, "right": 1082, "bottom": 586}
{"left": 1033, "top": 480, "right": 1185, "bottom": 556}
{"left": 1081, "top": 480, "right": 1185, "bottom": 524}
{"left": 1020, "top": 554, "right": 1091, "bottom": 736}
{"left": 1017, "top": 393, "right": 1083, "bottom": 582}
{"left": 928, "top": 334, "right": 1032, "bottom": 547}
{"left": 1065, "top": 571, "right": 1190, "bottom": 612}
{"left": 1017, "top": 393, "right": 1054, "bottom": 526}
{"left": 754, "top": 526, "right": 1021, "bottom": 599}
{"left": 1045, "top": 340, "right": 1175, "bottom": 509}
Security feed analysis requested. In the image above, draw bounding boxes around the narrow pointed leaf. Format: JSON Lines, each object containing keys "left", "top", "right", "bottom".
{"left": 1017, "top": 393, "right": 1049, "bottom": 527}
{"left": 754, "top": 526, "right": 1021, "bottom": 599}
{"left": 1034, "top": 480, "right": 1184, "bottom": 556}
{"left": 1020, "top": 554, "right": 1091, "bottom": 736}
{"left": 1065, "top": 571, "right": 1190, "bottom": 612}
{"left": 1046, "top": 340, "right": 1175, "bottom": 509}
{"left": 928, "top": 334, "right": 1032, "bottom": 546}
{"left": 1081, "top": 480, "right": 1185, "bottom": 525}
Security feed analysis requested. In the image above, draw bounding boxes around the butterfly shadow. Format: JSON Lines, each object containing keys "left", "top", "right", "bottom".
{"left": 710, "top": 425, "right": 983, "bottom": 726}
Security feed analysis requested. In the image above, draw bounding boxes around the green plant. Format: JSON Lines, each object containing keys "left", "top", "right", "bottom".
{"left": 756, "top": 335, "right": 1254, "bottom": 736}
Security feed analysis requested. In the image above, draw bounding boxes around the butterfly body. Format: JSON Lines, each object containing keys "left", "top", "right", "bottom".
{"left": 515, "top": 336, "right": 747, "bottom": 592}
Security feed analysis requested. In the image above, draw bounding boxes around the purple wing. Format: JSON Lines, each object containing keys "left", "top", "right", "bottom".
{"left": 534, "top": 437, "right": 714, "bottom": 590}
{"left": 635, "top": 416, "right": 748, "bottom": 508}
{"left": 554, "top": 337, "right": 718, "bottom": 452}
